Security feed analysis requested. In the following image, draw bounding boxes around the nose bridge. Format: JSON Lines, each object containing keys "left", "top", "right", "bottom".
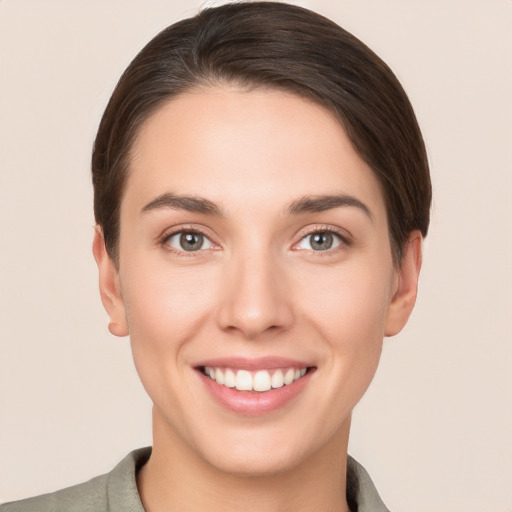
{"left": 217, "top": 243, "right": 293, "bottom": 338}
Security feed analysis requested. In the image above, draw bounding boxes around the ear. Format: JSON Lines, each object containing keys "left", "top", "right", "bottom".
{"left": 385, "top": 230, "right": 423, "bottom": 337}
{"left": 92, "top": 226, "right": 129, "bottom": 337}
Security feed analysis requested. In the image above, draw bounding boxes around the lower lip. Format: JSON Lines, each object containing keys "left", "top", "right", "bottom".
{"left": 198, "top": 370, "right": 313, "bottom": 416}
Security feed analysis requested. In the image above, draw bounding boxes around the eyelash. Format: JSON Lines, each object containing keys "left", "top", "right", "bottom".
{"left": 293, "top": 226, "right": 351, "bottom": 254}
{"left": 159, "top": 226, "right": 218, "bottom": 257}
{"left": 158, "top": 226, "right": 351, "bottom": 256}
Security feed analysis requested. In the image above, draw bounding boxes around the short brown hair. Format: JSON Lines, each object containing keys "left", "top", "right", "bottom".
{"left": 92, "top": 1, "right": 431, "bottom": 264}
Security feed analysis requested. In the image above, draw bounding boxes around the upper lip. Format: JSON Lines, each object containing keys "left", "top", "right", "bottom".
{"left": 194, "top": 356, "right": 313, "bottom": 371}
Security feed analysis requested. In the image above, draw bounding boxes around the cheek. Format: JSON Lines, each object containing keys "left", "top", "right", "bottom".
{"left": 296, "top": 261, "right": 393, "bottom": 398}
{"left": 120, "top": 260, "right": 220, "bottom": 377}
{"left": 300, "top": 262, "right": 393, "bottom": 343}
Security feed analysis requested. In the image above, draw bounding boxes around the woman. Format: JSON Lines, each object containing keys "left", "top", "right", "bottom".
{"left": 1, "top": 2, "right": 430, "bottom": 511}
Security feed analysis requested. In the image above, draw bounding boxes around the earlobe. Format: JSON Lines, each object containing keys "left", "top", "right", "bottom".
{"left": 384, "top": 231, "right": 423, "bottom": 337}
{"left": 92, "top": 227, "right": 129, "bottom": 337}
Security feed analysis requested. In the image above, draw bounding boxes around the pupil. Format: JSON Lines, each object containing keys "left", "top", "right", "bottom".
{"left": 180, "top": 232, "right": 203, "bottom": 251}
{"left": 311, "top": 232, "right": 332, "bottom": 250}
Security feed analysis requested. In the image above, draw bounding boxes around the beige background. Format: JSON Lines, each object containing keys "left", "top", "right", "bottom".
{"left": 1, "top": 0, "right": 511, "bottom": 510}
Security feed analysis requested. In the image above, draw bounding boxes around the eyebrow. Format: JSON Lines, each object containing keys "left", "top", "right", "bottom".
{"left": 288, "top": 194, "right": 374, "bottom": 221}
{"left": 141, "top": 193, "right": 224, "bottom": 217}
{"left": 141, "top": 192, "right": 373, "bottom": 221}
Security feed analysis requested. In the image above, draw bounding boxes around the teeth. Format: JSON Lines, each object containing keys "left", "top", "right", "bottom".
{"left": 284, "top": 368, "right": 295, "bottom": 385}
{"left": 253, "top": 370, "right": 272, "bottom": 392}
{"left": 235, "top": 370, "right": 253, "bottom": 391}
{"left": 215, "top": 368, "right": 224, "bottom": 385}
{"left": 271, "top": 370, "right": 284, "bottom": 388}
{"left": 203, "top": 366, "right": 308, "bottom": 392}
{"left": 224, "top": 368, "right": 236, "bottom": 388}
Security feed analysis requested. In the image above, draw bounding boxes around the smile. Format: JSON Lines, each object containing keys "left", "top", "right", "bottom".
{"left": 201, "top": 367, "right": 308, "bottom": 392}
{"left": 196, "top": 358, "right": 315, "bottom": 415}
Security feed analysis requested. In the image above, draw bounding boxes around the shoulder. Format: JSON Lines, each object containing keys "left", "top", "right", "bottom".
{"left": 0, "top": 473, "right": 109, "bottom": 512}
{"left": 0, "top": 447, "right": 151, "bottom": 512}
{"left": 347, "top": 455, "right": 391, "bottom": 512}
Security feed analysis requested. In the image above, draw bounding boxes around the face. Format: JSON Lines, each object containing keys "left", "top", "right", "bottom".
{"left": 95, "top": 86, "right": 421, "bottom": 476}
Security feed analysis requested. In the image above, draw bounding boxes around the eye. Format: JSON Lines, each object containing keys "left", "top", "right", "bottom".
{"left": 295, "top": 230, "right": 344, "bottom": 251}
{"left": 165, "top": 231, "right": 214, "bottom": 252}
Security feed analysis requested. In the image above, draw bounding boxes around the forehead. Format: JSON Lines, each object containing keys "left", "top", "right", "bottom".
{"left": 125, "top": 86, "right": 386, "bottom": 220}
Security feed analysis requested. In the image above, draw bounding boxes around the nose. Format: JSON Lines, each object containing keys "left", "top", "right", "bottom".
{"left": 216, "top": 250, "right": 294, "bottom": 339}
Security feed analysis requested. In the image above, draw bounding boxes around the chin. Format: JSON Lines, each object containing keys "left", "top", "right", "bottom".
{"left": 194, "top": 418, "right": 344, "bottom": 478}
{"left": 203, "top": 443, "right": 308, "bottom": 478}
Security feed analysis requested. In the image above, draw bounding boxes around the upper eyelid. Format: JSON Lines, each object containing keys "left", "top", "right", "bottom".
{"left": 159, "top": 224, "right": 216, "bottom": 242}
{"left": 295, "top": 225, "right": 351, "bottom": 241}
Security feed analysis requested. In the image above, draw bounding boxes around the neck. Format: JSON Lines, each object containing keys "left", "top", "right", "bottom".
{"left": 137, "top": 409, "right": 351, "bottom": 512}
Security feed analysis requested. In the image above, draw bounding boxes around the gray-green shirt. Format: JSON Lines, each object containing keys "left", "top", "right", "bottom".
{"left": 0, "top": 448, "right": 390, "bottom": 511}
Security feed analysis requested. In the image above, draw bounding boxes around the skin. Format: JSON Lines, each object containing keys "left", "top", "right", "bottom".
{"left": 93, "top": 86, "right": 422, "bottom": 512}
